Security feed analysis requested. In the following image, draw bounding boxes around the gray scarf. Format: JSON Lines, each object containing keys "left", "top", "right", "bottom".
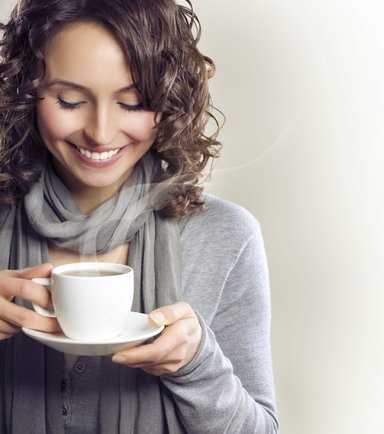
{"left": 0, "top": 152, "right": 183, "bottom": 433}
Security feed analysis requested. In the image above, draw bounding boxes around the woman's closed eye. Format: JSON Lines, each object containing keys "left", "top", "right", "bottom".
{"left": 56, "top": 97, "right": 143, "bottom": 112}
{"left": 118, "top": 102, "right": 143, "bottom": 112}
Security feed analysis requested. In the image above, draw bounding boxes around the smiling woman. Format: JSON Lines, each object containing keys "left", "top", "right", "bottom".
{"left": 0, "top": 0, "right": 220, "bottom": 219}
{"left": 36, "top": 22, "right": 158, "bottom": 212}
{"left": 0, "top": 1, "right": 278, "bottom": 433}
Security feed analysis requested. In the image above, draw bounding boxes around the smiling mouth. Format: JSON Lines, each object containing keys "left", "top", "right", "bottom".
{"left": 72, "top": 144, "right": 122, "bottom": 161}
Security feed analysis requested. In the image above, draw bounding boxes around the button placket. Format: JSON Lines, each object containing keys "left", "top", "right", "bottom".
{"left": 62, "top": 357, "right": 101, "bottom": 430}
{"left": 61, "top": 375, "right": 71, "bottom": 424}
{"left": 68, "top": 358, "right": 88, "bottom": 391}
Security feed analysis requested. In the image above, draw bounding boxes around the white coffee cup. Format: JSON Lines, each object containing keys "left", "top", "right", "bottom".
{"left": 32, "top": 262, "right": 134, "bottom": 341}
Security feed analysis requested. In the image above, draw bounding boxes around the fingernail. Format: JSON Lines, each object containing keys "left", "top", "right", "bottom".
{"left": 150, "top": 311, "right": 165, "bottom": 324}
{"left": 112, "top": 355, "right": 126, "bottom": 364}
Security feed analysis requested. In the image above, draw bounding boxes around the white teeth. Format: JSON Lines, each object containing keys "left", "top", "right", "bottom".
{"left": 77, "top": 147, "right": 119, "bottom": 161}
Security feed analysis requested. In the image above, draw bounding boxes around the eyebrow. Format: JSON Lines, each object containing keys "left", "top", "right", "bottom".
{"left": 45, "top": 79, "right": 136, "bottom": 93}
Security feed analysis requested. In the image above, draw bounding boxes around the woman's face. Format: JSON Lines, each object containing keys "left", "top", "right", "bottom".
{"left": 36, "top": 21, "right": 158, "bottom": 196}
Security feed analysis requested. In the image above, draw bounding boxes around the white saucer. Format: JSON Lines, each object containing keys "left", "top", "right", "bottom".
{"left": 22, "top": 312, "right": 164, "bottom": 356}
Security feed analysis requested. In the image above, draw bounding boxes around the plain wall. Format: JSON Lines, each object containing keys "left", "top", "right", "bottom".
{"left": 1, "top": 1, "right": 383, "bottom": 433}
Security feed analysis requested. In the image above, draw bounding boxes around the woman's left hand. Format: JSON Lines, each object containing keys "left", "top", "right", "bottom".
{"left": 112, "top": 302, "right": 202, "bottom": 376}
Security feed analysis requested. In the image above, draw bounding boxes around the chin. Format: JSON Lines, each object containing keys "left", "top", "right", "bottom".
{"left": 76, "top": 175, "right": 127, "bottom": 189}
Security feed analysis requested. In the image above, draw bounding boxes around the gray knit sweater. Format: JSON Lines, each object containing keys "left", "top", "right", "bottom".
{"left": 0, "top": 193, "right": 278, "bottom": 433}
{"left": 59, "top": 194, "right": 278, "bottom": 433}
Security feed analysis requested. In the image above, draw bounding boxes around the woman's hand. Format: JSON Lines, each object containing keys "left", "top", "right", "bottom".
{"left": 112, "top": 302, "right": 202, "bottom": 376}
{"left": 0, "top": 263, "right": 60, "bottom": 340}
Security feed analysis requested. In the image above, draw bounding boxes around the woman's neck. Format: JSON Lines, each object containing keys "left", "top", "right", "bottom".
{"left": 50, "top": 157, "right": 133, "bottom": 215}
{"left": 70, "top": 186, "right": 118, "bottom": 215}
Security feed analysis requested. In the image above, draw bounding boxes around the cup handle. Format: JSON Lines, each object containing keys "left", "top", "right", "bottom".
{"left": 31, "top": 277, "right": 56, "bottom": 318}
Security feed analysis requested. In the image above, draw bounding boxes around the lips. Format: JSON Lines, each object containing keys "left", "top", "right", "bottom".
{"left": 68, "top": 142, "right": 128, "bottom": 168}
{"left": 76, "top": 146, "right": 119, "bottom": 161}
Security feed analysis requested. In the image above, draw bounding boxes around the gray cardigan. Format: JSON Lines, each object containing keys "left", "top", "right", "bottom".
{"left": 60, "top": 194, "right": 278, "bottom": 433}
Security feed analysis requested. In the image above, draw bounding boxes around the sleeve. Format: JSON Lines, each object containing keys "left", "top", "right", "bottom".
{"left": 160, "top": 223, "right": 279, "bottom": 434}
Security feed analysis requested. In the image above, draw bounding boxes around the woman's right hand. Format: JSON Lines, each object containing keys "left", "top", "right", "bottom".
{"left": 0, "top": 263, "right": 60, "bottom": 340}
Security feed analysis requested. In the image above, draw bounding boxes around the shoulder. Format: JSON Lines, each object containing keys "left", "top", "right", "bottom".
{"left": 178, "top": 193, "right": 269, "bottom": 320}
{"left": 179, "top": 193, "right": 262, "bottom": 258}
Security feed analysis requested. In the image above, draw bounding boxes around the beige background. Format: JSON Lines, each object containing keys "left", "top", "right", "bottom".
{"left": 1, "top": 0, "right": 384, "bottom": 433}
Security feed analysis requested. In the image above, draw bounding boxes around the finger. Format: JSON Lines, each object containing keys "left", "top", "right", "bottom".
{"left": 120, "top": 353, "right": 185, "bottom": 370}
{"left": 0, "top": 297, "right": 60, "bottom": 332}
{"left": 0, "top": 263, "right": 53, "bottom": 280}
{"left": 20, "top": 263, "right": 53, "bottom": 279}
{"left": 112, "top": 321, "right": 187, "bottom": 365}
{"left": 142, "top": 362, "right": 183, "bottom": 376}
{"left": 0, "top": 276, "right": 52, "bottom": 307}
{"left": 129, "top": 342, "right": 188, "bottom": 373}
{"left": 148, "top": 302, "right": 195, "bottom": 327}
{"left": 142, "top": 366, "right": 165, "bottom": 376}
{"left": 0, "top": 318, "right": 21, "bottom": 334}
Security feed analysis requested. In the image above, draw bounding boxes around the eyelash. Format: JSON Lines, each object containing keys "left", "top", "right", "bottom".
{"left": 56, "top": 97, "right": 143, "bottom": 112}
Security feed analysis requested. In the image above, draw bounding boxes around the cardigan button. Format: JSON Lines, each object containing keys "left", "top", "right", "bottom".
{"left": 74, "top": 362, "right": 86, "bottom": 373}
{"left": 61, "top": 379, "right": 69, "bottom": 391}
{"left": 62, "top": 404, "right": 69, "bottom": 416}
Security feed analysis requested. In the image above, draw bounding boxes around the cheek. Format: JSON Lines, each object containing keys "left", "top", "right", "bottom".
{"left": 36, "top": 99, "right": 77, "bottom": 139}
{"left": 124, "top": 112, "right": 158, "bottom": 142}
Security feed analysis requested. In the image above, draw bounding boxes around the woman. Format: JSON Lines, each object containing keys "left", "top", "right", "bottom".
{"left": 0, "top": 0, "right": 278, "bottom": 432}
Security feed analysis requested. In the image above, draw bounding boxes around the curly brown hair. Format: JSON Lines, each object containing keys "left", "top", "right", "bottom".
{"left": 0, "top": 0, "right": 222, "bottom": 219}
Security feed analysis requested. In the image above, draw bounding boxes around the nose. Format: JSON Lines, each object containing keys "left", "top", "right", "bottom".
{"left": 83, "top": 105, "right": 118, "bottom": 147}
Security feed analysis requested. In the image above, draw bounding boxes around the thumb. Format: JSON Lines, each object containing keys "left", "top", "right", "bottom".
{"left": 19, "top": 263, "right": 54, "bottom": 279}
